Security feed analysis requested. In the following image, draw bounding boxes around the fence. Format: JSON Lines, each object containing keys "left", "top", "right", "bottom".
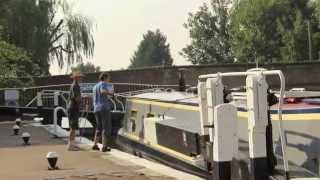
{"left": 0, "top": 83, "right": 182, "bottom": 110}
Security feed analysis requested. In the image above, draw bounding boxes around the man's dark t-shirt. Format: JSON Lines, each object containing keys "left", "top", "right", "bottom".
{"left": 68, "top": 81, "right": 81, "bottom": 109}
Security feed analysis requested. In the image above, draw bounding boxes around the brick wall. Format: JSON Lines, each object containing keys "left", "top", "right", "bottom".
{"left": 35, "top": 62, "right": 320, "bottom": 90}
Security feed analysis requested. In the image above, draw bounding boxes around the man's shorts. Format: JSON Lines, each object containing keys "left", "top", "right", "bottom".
{"left": 68, "top": 108, "right": 79, "bottom": 130}
{"left": 94, "top": 110, "right": 112, "bottom": 137}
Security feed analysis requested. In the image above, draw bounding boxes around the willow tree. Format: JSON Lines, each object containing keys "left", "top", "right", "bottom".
{"left": 0, "top": 0, "right": 95, "bottom": 75}
{"left": 71, "top": 62, "right": 100, "bottom": 74}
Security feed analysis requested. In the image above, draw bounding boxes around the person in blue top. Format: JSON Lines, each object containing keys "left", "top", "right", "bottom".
{"left": 92, "top": 72, "right": 114, "bottom": 152}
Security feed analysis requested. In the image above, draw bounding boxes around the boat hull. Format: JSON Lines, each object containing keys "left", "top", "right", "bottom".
{"left": 122, "top": 97, "right": 320, "bottom": 176}
{"left": 116, "top": 132, "right": 210, "bottom": 179}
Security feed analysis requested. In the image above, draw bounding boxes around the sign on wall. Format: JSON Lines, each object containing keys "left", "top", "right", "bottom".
{"left": 80, "top": 83, "right": 95, "bottom": 93}
{"left": 4, "top": 90, "right": 19, "bottom": 107}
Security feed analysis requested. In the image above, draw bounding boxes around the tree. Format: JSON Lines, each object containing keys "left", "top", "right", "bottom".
{"left": 0, "top": 40, "right": 39, "bottom": 88}
{"left": 0, "top": 0, "right": 95, "bottom": 75}
{"left": 183, "top": 0, "right": 320, "bottom": 64}
{"left": 129, "top": 29, "right": 173, "bottom": 69}
{"left": 180, "top": 0, "right": 233, "bottom": 65}
{"left": 229, "top": 0, "right": 320, "bottom": 63}
{"left": 71, "top": 62, "right": 100, "bottom": 74}
{"left": 230, "top": 0, "right": 281, "bottom": 63}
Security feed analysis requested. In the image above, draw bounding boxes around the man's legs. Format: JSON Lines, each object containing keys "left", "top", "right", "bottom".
{"left": 102, "top": 109, "right": 112, "bottom": 152}
{"left": 68, "top": 108, "right": 80, "bottom": 151}
{"left": 92, "top": 112, "right": 102, "bottom": 150}
{"left": 69, "top": 128, "right": 76, "bottom": 144}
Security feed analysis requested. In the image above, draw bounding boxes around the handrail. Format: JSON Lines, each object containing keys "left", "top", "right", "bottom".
{"left": 25, "top": 96, "right": 38, "bottom": 107}
{"left": 0, "top": 82, "right": 180, "bottom": 91}
{"left": 53, "top": 106, "right": 68, "bottom": 137}
{"left": 109, "top": 98, "right": 117, "bottom": 111}
{"left": 114, "top": 96, "right": 125, "bottom": 111}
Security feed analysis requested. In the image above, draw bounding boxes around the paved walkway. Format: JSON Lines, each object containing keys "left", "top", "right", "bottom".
{"left": 0, "top": 122, "right": 201, "bottom": 180}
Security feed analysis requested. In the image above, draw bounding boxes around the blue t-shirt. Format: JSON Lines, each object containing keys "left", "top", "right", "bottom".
{"left": 93, "top": 81, "right": 114, "bottom": 112}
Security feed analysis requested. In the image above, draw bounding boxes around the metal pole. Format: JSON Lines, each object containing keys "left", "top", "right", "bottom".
{"left": 307, "top": 20, "right": 313, "bottom": 61}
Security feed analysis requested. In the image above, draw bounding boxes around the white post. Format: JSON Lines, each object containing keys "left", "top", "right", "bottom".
{"left": 198, "top": 80, "right": 208, "bottom": 135}
{"left": 246, "top": 73, "right": 269, "bottom": 180}
{"left": 213, "top": 104, "right": 237, "bottom": 180}
{"left": 54, "top": 91, "right": 60, "bottom": 107}
{"left": 206, "top": 77, "right": 224, "bottom": 142}
{"left": 37, "top": 92, "right": 43, "bottom": 107}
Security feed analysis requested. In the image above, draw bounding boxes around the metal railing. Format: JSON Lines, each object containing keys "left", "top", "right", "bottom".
{"left": 0, "top": 83, "right": 182, "bottom": 110}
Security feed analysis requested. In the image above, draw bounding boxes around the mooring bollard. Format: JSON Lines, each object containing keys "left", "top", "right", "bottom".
{"left": 13, "top": 125, "right": 20, "bottom": 135}
{"left": 15, "top": 118, "right": 22, "bottom": 126}
{"left": 22, "top": 132, "right": 31, "bottom": 145}
{"left": 46, "top": 152, "right": 59, "bottom": 170}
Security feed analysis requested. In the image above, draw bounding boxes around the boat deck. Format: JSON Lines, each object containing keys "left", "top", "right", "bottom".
{"left": 133, "top": 91, "right": 320, "bottom": 113}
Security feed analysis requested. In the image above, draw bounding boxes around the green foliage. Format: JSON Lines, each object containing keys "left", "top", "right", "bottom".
{"left": 129, "top": 29, "right": 173, "bottom": 69}
{"left": 183, "top": 0, "right": 320, "bottom": 64}
{"left": 317, "top": 1, "right": 320, "bottom": 16}
{"left": 0, "top": 0, "right": 95, "bottom": 75}
{"left": 235, "top": 0, "right": 320, "bottom": 63}
{"left": 181, "top": 1, "right": 233, "bottom": 64}
{"left": 71, "top": 62, "right": 100, "bottom": 74}
{"left": 0, "top": 0, "right": 52, "bottom": 75}
{"left": 230, "top": 0, "right": 284, "bottom": 63}
{"left": 0, "top": 41, "right": 39, "bottom": 88}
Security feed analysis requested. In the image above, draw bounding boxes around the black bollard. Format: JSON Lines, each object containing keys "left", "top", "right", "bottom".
{"left": 13, "top": 125, "right": 20, "bottom": 135}
{"left": 46, "top": 152, "right": 59, "bottom": 170}
{"left": 22, "top": 132, "right": 31, "bottom": 145}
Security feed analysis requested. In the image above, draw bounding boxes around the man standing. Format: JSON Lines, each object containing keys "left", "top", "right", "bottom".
{"left": 67, "top": 71, "right": 83, "bottom": 151}
{"left": 92, "top": 72, "right": 114, "bottom": 152}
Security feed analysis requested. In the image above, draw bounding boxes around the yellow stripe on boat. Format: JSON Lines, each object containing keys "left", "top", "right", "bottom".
{"left": 129, "top": 98, "right": 320, "bottom": 121}
{"left": 237, "top": 111, "right": 320, "bottom": 121}
{"left": 123, "top": 132, "right": 196, "bottom": 162}
{"left": 129, "top": 98, "right": 199, "bottom": 111}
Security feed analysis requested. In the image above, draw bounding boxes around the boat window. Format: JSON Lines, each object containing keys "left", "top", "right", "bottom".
{"left": 130, "top": 110, "right": 137, "bottom": 132}
{"left": 130, "top": 110, "right": 137, "bottom": 118}
{"left": 146, "top": 113, "right": 154, "bottom": 118}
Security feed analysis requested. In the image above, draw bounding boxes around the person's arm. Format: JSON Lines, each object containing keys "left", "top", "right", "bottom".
{"left": 100, "top": 83, "right": 113, "bottom": 96}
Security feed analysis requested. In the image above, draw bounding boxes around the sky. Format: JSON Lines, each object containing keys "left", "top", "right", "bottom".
{"left": 50, "top": 0, "right": 209, "bottom": 75}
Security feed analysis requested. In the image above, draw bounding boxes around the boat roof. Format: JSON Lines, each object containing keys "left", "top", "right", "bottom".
{"left": 131, "top": 90, "right": 320, "bottom": 112}
{"left": 132, "top": 91, "right": 198, "bottom": 105}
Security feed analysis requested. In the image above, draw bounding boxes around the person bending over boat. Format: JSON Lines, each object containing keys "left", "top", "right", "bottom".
{"left": 67, "top": 71, "right": 84, "bottom": 151}
{"left": 92, "top": 72, "right": 114, "bottom": 152}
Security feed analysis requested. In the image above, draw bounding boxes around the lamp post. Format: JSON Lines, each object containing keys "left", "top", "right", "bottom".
{"left": 307, "top": 20, "right": 313, "bottom": 61}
